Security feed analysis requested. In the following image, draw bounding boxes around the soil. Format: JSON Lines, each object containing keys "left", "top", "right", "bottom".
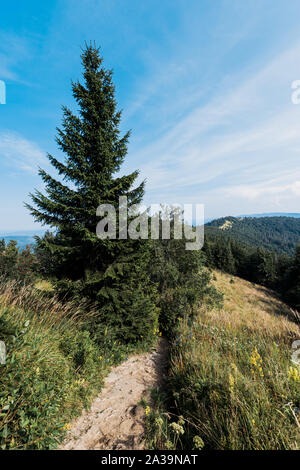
{"left": 60, "top": 338, "right": 168, "bottom": 450}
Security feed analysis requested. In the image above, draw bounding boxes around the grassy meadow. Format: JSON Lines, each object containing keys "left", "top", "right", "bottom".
{"left": 0, "top": 279, "right": 151, "bottom": 450}
{"left": 146, "top": 271, "right": 300, "bottom": 450}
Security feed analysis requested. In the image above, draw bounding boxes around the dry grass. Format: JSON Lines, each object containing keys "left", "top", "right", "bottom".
{"left": 34, "top": 279, "right": 54, "bottom": 292}
{"left": 0, "top": 279, "right": 108, "bottom": 449}
{"left": 210, "top": 271, "right": 299, "bottom": 340}
{"left": 150, "top": 270, "right": 300, "bottom": 450}
{"left": 0, "top": 277, "right": 154, "bottom": 449}
{"left": 0, "top": 277, "right": 98, "bottom": 332}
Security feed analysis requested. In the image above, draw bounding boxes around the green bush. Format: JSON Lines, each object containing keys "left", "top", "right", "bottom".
{"left": 150, "top": 235, "right": 221, "bottom": 336}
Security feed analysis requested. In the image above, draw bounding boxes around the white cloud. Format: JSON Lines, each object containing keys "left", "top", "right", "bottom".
{"left": 0, "top": 132, "right": 47, "bottom": 173}
{"left": 127, "top": 39, "right": 300, "bottom": 216}
{"left": 226, "top": 179, "right": 300, "bottom": 200}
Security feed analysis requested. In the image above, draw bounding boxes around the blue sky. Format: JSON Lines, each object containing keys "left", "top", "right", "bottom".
{"left": 2, "top": 0, "right": 300, "bottom": 230}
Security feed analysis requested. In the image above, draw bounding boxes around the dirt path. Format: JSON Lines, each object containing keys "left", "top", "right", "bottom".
{"left": 60, "top": 339, "right": 168, "bottom": 450}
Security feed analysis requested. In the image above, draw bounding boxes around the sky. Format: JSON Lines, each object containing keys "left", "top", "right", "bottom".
{"left": 2, "top": 0, "right": 300, "bottom": 230}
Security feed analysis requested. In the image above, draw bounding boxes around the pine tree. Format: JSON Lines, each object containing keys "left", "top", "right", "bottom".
{"left": 26, "top": 44, "right": 158, "bottom": 344}
{"left": 202, "top": 239, "right": 215, "bottom": 268}
{"left": 284, "top": 245, "right": 300, "bottom": 309}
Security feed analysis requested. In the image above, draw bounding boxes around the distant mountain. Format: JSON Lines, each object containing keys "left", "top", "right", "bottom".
{"left": 204, "top": 212, "right": 300, "bottom": 224}
{"left": 238, "top": 212, "right": 300, "bottom": 218}
{"left": 1, "top": 236, "right": 36, "bottom": 250}
{"left": 205, "top": 216, "right": 300, "bottom": 256}
{"left": 0, "top": 230, "right": 45, "bottom": 250}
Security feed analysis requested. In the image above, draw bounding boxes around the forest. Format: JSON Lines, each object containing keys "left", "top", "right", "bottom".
{"left": 203, "top": 225, "right": 300, "bottom": 311}
{"left": 206, "top": 215, "right": 300, "bottom": 256}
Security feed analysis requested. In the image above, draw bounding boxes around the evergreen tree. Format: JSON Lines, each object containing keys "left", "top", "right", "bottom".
{"left": 247, "top": 248, "right": 277, "bottom": 287}
{"left": 0, "top": 239, "right": 18, "bottom": 278}
{"left": 34, "top": 231, "right": 58, "bottom": 277}
{"left": 26, "top": 44, "right": 158, "bottom": 344}
{"left": 212, "top": 238, "right": 236, "bottom": 274}
{"left": 284, "top": 245, "right": 300, "bottom": 309}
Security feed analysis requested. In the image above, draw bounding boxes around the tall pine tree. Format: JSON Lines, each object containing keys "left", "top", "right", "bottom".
{"left": 26, "top": 44, "right": 158, "bottom": 344}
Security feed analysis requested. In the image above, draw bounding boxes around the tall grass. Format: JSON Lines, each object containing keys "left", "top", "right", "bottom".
{"left": 0, "top": 278, "right": 145, "bottom": 449}
{"left": 146, "top": 271, "right": 300, "bottom": 450}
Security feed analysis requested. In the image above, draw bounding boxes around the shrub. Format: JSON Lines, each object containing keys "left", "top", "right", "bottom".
{"left": 0, "top": 240, "right": 37, "bottom": 282}
{"left": 150, "top": 235, "right": 221, "bottom": 337}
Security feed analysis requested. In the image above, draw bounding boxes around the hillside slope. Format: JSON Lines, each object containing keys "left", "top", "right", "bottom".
{"left": 0, "top": 280, "right": 147, "bottom": 450}
{"left": 205, "top": 216, "right": 300, "bottom": 255}
{"left": 149, "top": 271, "right": 300, "bottom": 450}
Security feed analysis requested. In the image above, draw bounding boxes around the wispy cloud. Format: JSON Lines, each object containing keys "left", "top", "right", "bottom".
{"left": 0, "top": 32, "right": 32, "bottom": 82}
{"left": 127, "top": 39, "right": 300, "bottom": 216}
{"left": 0, "top": 132, "right": 47, "bottom": 173}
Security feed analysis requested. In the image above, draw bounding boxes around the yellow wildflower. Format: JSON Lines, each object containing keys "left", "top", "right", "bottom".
{"left": 288, "top": 366, "right": 300, "bottom": 383}
{"left": 165, "top": 440, "right": 175, "bottom": 450}
{"left": 229, "top": 363, "right": 237, "bottom": 393}
{"left": 145, "top": 406, "right": 151, "bottom": 416}
{"left": 154, "top": 417, "right": 163, "bottom": 427}
{"left": 63, "top": 423, "right": 71, "bottom": 431}
{"left": 250, "top": 348, "right": 264, "bottom": 377}
{"left": 229, "top": 373, "right": 235, "bottom": 394}
{"left": 75, "top": 378, "right": 86, "bottom": 386}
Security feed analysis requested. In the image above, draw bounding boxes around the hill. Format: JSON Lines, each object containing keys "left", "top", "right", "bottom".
{"left": 205, "top": 216, "right": 300, "bottom": 256}
{"left": 1, "top": 236, "right": 36, "bottom": 250}
{"left": 238, "top": 212, "right": 300, "bottom": 218}
{"left": 0, "top": 231, "right": 45, "bottom": 250}
{"left": 148, "top": 270, "right": 300, "bottom": 450}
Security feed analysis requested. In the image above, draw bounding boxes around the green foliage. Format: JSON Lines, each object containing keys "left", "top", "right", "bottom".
{"left": 0, "top": 239, "right": 37, "bottom": 282}
{"left": 203, "top": 233, "right": 291, "bottom": 289}
{"left": 149, "top": 216, "right": 222, "bottom": 337}
{"left": 206, "top": 216, "right": 300, "bottom": 256}
{"left": 203, "top": 225, "right": 300, "bottom": 312}
{"left": 0, "top": 288, "right": 100, "bottom": 449}
{"left": 146, "top": 274, "right": 300, "bottom": 450}
{"left": 26, "top": 44, "right": 157, "bottom": 344}
{"left": 142, "top": 392, "right": 187, "bottom": 450}
{"left": 33, "top": 231, "right": 58, "bottom": 278}
{"left": 166, "top": 323, "right": 300, "bottom": 449}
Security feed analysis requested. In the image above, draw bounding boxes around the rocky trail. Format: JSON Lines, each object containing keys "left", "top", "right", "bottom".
{"left": 60, "top": 339, "right": 168, "bottom": 450}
